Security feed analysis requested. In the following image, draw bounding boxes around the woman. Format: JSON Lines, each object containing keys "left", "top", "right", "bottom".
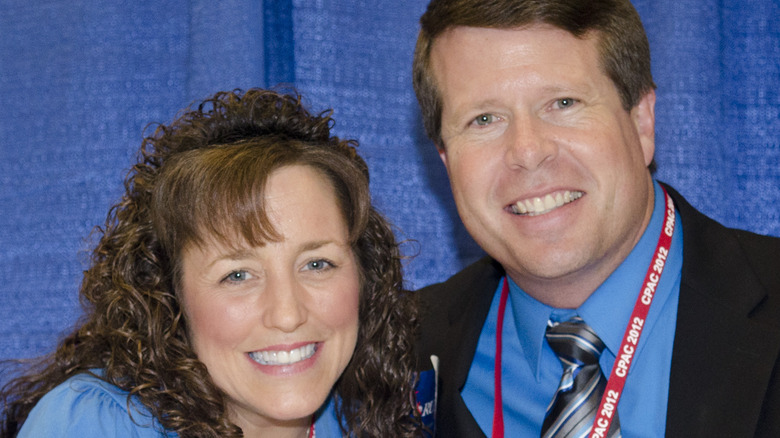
{"left": 0, "top": 89, "right": 422, "bottom": 437}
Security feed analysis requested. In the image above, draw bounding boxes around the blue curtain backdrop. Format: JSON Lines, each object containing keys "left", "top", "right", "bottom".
{"left": 1, "top": 0, "right": 778, "bottom": 371}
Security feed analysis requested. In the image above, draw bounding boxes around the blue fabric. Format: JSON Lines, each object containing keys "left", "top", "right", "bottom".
{"left": 313, "top": 396, "right": 344, "bottom": 437}
{"left": 18, "top": 372, "right": 176, "bottom": 438}
{"left": 17, "top": 370, "right": 344, "bottom": 437}
{"left": 0, "top": 0, "right": 778, "bottom": 379}
{"left": 462, "top": 181, "right": 683, "bottom": 436}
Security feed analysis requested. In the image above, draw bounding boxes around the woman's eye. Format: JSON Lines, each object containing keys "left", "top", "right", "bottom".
{"left": 473, "top": 114, "right": 496, "bottom": 126}
{"left": 223, "top": 270, "right": 251, "bottom": 283}
{"left": 304, "top": 259, "right": 334, "bottom": 272}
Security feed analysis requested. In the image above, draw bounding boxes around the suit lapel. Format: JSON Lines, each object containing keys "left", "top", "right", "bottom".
{"left": 665, "top": 185, "right": 780, "bottom": 436}
{"left": 435, "top": 257, "right": 503, "bottom": 438}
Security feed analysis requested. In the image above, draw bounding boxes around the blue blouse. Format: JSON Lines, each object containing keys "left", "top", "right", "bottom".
{"left": 18, "top": 372, "right": 176, "bottom": 438}
{"left": 18, "top": 371, "right": 344, "bottom": 437}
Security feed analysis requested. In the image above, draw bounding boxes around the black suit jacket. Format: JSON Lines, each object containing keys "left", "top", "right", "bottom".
{"left": 417, "top": 184, "right": 780, "bottom": 437}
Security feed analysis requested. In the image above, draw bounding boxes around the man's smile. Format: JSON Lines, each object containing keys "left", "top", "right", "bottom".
{"left": 510, "top": 190, "right": 584, "bottom": 216}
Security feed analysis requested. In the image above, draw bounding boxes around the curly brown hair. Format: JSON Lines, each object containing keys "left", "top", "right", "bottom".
{"left": 1, "top": 88, "right": 422, "bottom": 437}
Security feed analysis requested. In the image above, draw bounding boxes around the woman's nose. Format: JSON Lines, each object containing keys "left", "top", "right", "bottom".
{"left": 262, "top": 274, "right": 308, "bottom": 332}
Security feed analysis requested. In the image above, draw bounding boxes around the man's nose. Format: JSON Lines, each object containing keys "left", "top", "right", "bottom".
{"left": 504, "top": 114, "right": 558, "bottom": 170}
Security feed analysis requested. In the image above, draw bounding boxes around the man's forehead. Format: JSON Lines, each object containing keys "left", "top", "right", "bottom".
{"left": 430, "top": 25, "right": 602, "bottom": 82}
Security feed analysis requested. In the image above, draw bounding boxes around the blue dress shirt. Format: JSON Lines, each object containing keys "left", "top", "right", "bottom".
{"left": 462, "top": 180, "right": 684, "bottom": 437}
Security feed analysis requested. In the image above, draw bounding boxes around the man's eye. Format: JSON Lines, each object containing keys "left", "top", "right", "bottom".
{"left": 473, "top": 114, "right": 496, "bottom": 126}
{"left": 555, "top": 98, "right": 577, "bottom": 109}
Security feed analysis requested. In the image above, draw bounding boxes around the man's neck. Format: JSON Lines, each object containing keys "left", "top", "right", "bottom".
{"left": 508, "top": 264, "right": 616, "bottom": 309}
{"left": 512, "top": 180, "right": 659, "bottom": 309}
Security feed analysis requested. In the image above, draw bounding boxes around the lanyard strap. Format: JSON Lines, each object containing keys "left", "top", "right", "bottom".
{"left": 590, "top": 187, "right": 675, "bottom": 436}
{"left": 492, "top": 278, "right": 510, "bottom": 437}
{"left": 491, "top": 187, "right": 676, "bottom": 438}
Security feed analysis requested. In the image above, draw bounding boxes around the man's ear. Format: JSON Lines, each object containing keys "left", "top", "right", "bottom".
{"left": 632, "top": 89, "right": 656, "bottom": 166}
{"left": 438, "top": 144, "right": 448, "bottom": 168}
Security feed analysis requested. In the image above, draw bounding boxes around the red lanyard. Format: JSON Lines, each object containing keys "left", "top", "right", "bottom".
{"left": 492, "top": 187, "right": 676, "bottom": 438}
{"left": 492, "top": 276, "right": 511, "bottom": 438}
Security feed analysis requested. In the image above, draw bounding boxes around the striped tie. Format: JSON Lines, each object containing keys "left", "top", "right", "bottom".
{"left": 541, "top": 317, "right": 621, "bottom": 438}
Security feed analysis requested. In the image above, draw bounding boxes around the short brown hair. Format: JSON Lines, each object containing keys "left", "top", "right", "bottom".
{"left": 412, "top": 0, "right": 656, "bottom": 147}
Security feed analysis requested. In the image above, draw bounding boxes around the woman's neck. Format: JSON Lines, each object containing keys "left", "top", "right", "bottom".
{"left": 231, "top": 412, "right": 311, "bottom": 438}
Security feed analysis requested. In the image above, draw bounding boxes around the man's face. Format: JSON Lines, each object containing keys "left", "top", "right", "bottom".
{"left": 431, "top": 24, "right": 657, "bottom": 306}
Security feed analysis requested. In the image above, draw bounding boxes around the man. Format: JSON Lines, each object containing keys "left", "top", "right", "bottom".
{"left": 412, "top": 0, "right": 780, "bottom": 437}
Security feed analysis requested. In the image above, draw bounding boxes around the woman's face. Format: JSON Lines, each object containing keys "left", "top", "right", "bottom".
{"left": 180, "top": 165, "right": 360, "bottom": 434}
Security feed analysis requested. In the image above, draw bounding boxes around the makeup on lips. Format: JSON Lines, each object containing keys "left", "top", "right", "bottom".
{"left": 248, "top": 342, "right": 322, "bottom": 372}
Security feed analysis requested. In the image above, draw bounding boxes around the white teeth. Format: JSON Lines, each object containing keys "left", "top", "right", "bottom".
{"left": 533, "top": 197, "right": 545, "bottom": 212}
{"left": 249, "top": 344, "right": 317, "bottom": 366}
{"left": 512, "top": 190, "right": 583, "bottom": 216}
{"left": 543, "top": 194, "right": 556, "bottom": 210}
